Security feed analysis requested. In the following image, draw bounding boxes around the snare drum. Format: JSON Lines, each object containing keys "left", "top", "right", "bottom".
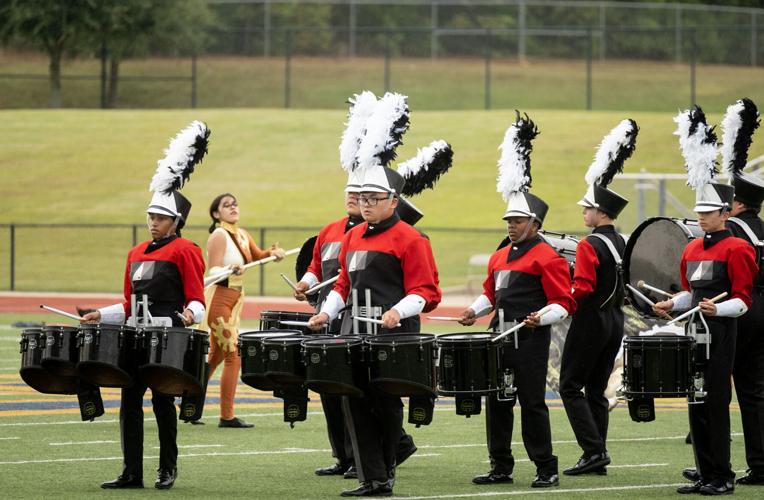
{"left": 437, "top": 333, "right": 504, "bottom": 396}
{"left": 41, "top": 326, "right": 80, "bottom": 376}
{"left": 260, "top": 310, "right": 314, "bottom": 335}
{"left": 239, "top": 330, "right": 301, "bottom": 390}
{"left": 622, "top": 335, "right": 695, "bottom": 398}
{"left": 139, "top": 327, "right": 209, "bottom": 397}
{"left": 303, "top": 336, "right": 367, "bottom": 396}
{"left": 19, "top": 328, "right": 78, "bottom": 394}
{"left": 262, "top": 335, "right": 306, "bottom": 387}
{"left": 77, "top": 324, "right": 144, "bottom": 388}
{"left": 366, "top": 334, "right": 436, "bottom": 397}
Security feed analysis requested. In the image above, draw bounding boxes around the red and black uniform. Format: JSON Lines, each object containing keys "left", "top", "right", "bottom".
{"left": 481, "top": 235, "right": 575, "bottom": 477}
{"left": 118, "top": 236, "right": 205, "bottom": 480}
{"left": 560, "top": 225, "right": 625, "bottom": 459}
{"left": 306, "top": 215, "right": 362, "bottom": 472}
{"left": 727, "top": 212, "right": 764, "bottom": 476}
{"left": 332, "top": 213, "right": 441, "bottom": 486}
{"left": 680, "top": 230, "right": 757, "bottom": 484}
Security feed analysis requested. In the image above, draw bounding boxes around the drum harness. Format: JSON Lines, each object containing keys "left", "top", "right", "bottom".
{"left": 126, "top": 294, "right": 173, "bottom": 328}
{"left": 586, "top": 233, "right": 625, "bottom": 309}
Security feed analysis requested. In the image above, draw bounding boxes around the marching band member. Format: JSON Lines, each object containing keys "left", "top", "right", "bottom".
{"left": 202, "top": 192, "right": 285, "bottom": 428}
{"left": 654, "top": 106, "right": 757, "bottom": 495}
{"left": 459, "top": 112, "right": 575, "bottom": 489}
{"left": 561, "top": 119, "right": 637, "bottom": 476}
{"left": 81, "top": 122, "right": 209, "bottom": 490}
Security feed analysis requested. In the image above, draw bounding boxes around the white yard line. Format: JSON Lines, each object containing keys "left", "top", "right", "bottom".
{"left": 0, "top": 436, "right": 19, "bottom": 440}
{"left": 401, "top": 483, "right": 685, "bottom": 499}
{"left": 0, "top": 411, "right": 326, "bottom": 427}
{"left": 49, "top": 440, "right": 118, "bottom": 446}
{"left": 152, "top": 444, "right": 224, "bottom": 449}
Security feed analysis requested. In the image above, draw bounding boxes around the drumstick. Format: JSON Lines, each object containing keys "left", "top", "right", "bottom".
{"left": 356, "top": 316, "right": 401, "bottom": 328}
{"left": 305, "top": 275, "right": 339, "bottom": 295}
{"left": 279, "top": 320, "right": 311, "bottom": 327}
{"left": 426, "top": 316, "right": 461, "bottom": 321}
{"left": 491, "top": 308, "right": 550, "bottom": 343}
{"left": 204, "top": 247, "right": 300, "bottom": 287}
{"left": 627, "top": 285, "right": 672, "bottom": 320}
{"left": 280, "top": 273, "right": 298, "bottom": 291}
{"left": 637, "top": 280, "right": 674, "bottom": 298}
{"left": 666, "top": 292, "right": 728, "bottom": 325}
{"left": 40, "top": 305, "right": 83, "bottom": 321}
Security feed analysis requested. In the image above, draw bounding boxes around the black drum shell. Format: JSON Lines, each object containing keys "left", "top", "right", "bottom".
{"left": 437, "top": 333, "right": 503, "bottom": 396}
{"left": 260, "top": 310, "right": 314, "bottom": 335}
{"left": 19, "top": 328, "right": 78, "bottom": 394}
{"left": 139, "top": 327, "right": 209, "bottom": 397}
{"left": 303, "top": 336, "right": 367, "bottom": 397}
{"left": 76, "top": 324, "right": 144, "bottom": 388}
{"left": 622, "top": 335, "right": 695, "bottom": 397}
{"left": 239, "top": 330, "right": 301, "bottom": 391}
{"left": 41, "top": 326, "right": 80, "bottom": 376}
{"left": 262, "top": 336, "right": 306, "bottom": 387}
{"left": 367, "top": 333, "right": 436, "bottom": 397}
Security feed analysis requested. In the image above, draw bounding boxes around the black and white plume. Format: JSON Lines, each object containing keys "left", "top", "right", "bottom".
{"left": 496, "top": 111, "right": 539, "bottom": 201}
{"left": 356, "top": 92, "right": 409, "bottom": 169}
{"left": 397, "top": 140, "right": 454, "bottom": 197}
{"left": 674, "top": 106, "right": 718, "bottom": 191}
{"left": 584, "top": 119, "right": 638, "bottom": 188}
{"left": 149, "top": 121, "right": 210, "bottom": 194}
{"left": 720, "top": 97, "right": 759, "bottom": 178}
{"left": 339, "top": 91, "right": 378, "bottom": 172}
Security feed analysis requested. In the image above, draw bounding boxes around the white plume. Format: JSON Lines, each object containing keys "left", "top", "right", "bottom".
{"left": 339, "top": 91, "right": 377, "bottom": 172}
{"left": 356, "top": 92, "right": 409, "bottom": 169}
{"left": 149, "top": 120, "right": 210, "bottom": 193}
{"left": 673, "top": 107, "right": 718, "bottom": 191}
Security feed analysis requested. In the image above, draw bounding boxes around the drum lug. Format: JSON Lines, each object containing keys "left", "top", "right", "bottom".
{"left": 58, "top": 330, "right": 64, "bottom": 348}
{"left": 18, "top": 337, "right": 25, "bottom": 354}
{"left": 163, "top": 332, "right": 169, "bottom": 350}
{"left": 418, "top": 343, "right": 424, "bottom": 362}
{"left": 344, "top": 345, "right": 350, "bottom": 365}
{"left": 391, "top": 344, "right": 397, "bottom": 364}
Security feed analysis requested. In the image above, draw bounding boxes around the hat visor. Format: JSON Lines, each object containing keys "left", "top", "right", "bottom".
{"left": 146, "top": 205, "right": 178, "bottom": 218}
{"left": 692, "top": 202, "right": 725, "bottom": 213}
{"left": 360, "top": 185, "right": 392, "bottom": 194}
{"left": 344, "top": 183, "right": 362, "bottom": 193}
{"left": 577, "top": 198, "right": 596, "bottom": 208}
{"left": 502, "top": 209, "right": 534, "bottom": 220}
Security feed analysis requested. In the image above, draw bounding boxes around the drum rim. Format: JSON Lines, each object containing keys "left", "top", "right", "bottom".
{"left": 140, "top": 327, "right": 208, "bottom": 336}
{"left": 261, "top": 336, "right": 305, "bottom": 346}
{"left": 437, "top": 332, "right": 496, "bottom": 342}
{"left": 365, "top": 333, "right": 436, "bottom": 345}
{"left": 302, "top": 336, "right": 363, "bottom": 347}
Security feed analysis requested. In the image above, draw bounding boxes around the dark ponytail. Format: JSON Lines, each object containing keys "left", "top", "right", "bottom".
{"left": 208, "top": 193, "right": 236, "bottom": 233}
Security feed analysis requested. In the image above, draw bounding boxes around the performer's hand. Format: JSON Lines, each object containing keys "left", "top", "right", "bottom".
{"left": 81, "top": 311, "right": 101, "bottom": 324}
{"left": 182, "top": 309, "right": 195, "bottom": 327}
{"left": 229, "top": 264, "right": 243, "bottom": 276}
{"left": 458, "top": 308, "right": 477, "bottom": 326}
{"left": 699, "top": 298, "right": 717, "bottom": 316}
{"left": 381, "top": 309, "right": 401, "bottom": 329}
{"left": 309, "top": 312, "right": 329, "bottom": 331}
{"left": 294, "top": 281, "right": 310, "bottom": 301}
{"left": 653, "top": 300, "right": 674, "bottom": 316}
{"left": 270, "top": 244, "right": 286, "bottom": 261}
{"left": 524, "top": 311, "right": 542, "bottom": 328}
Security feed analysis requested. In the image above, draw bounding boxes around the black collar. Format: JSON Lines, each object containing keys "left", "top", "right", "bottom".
{"left": 737, "top": 210, "right": 761, "bottom": 221}
{"left": 345, "top": 215, "right": 363, "bottom": 233}
{"left": 703, "top": 229, "right": 730, "bottom": 250}
{"left": 592, "top": 225, "right": 616, "bottom": 234}
{"left": 506, "top": 234, "right": 542, "bottom": 262}
{"left": 363, "top": 212, "right": 400, "bottom": 238}
{"left": 145, "top": 235, "right": 178, "bottom": 254}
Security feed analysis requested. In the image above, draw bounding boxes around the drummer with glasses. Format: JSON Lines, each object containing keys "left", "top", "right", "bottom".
{"left": 81, "top": 123, "right": 208, "bottom": 491}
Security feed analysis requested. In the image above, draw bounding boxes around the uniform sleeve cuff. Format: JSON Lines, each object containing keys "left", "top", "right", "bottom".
{"left": 300, "top": 272, "right": 320, "bottom": 289}
{"left": 469, "top": 295, "right": 493, "bottom": 318}
{"left": 538, "top": 303, "right": 568, "bottom": 326}
{"left": 714, "top": 298, "right": 748, "bottom": 318}
{"left": 98, "top": 303, "right": 126, "bottom": 325}
{"left": 319, "top": 290, "right": 345, "bottom": 321}
{"left": 671, "top": 292, "right": 692, "bottom": 311}
{"left": 391, "top": 294, "right": 426, "bottom": 319}
{"left": 186, "top": 301, "right": 205, "bottom": 324}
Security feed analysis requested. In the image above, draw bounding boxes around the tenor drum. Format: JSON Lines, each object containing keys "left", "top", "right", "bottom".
{"left": 262, "top": 335, "right": 306, "bottom": 387}
{"left": 540, "top": 231, "right": 579, "bottom": 265}
{"left": 139, "top": 327, "right": 209, "bottom": 397}
{"left": 260, "top": 310, "right": 315, "bottom": 335}
{"left": 19, "top": 328, "right": 78, "bottom": 394}
{"left": 622, "top": 335, "right": 695, "bottom": 398}
{"left": 303, "top": 336, "right": 367, "bottom": 396}
{"left": 41, "top": 325, "right": 80, "bottom": 376}
{"left": 77, "top": 324, "right": 144, "bottom": 388}
{"left": 437, "top": 333, "right": 504, "bottom": 396}
{"left": 366, "top": 334, "right": 436, "bottom": 397}
{"left": 239, "top": 330, "right": 301, "bottom": 391}
{"left": 624, "top": 217, "right": 703, "bottom": 315}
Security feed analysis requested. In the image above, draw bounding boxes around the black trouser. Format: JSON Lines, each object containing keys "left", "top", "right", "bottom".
{"left": 321, "top": 394, "right": 353, "bottom": 468}
{"left": 689, "top": 317, "right": 736, "bottom": 483}
{"left": 486, "top": 326, "right": 557, "bottom": 476}
{"left": 733, "top": 291, "right": 764, "bottom": 474}
{"left": 120, "top": 381, "right": 178, "bottom": 478}
{"left": 560, "top": 307, "right": 623, "bottom": 457}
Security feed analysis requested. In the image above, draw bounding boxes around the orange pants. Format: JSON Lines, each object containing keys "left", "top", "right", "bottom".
{"left": 202, "top": 285, "right": 244, "bottom": 421}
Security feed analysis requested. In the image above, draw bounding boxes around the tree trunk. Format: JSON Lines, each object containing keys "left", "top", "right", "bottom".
{"left": 48, "top": 48, "right": 62, "bottom": 108}
{"left": 107, "top": 58, "right": 119, "bottom": 108}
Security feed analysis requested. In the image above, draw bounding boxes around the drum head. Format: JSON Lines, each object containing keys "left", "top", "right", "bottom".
{"left": 624, "top": 217, "right": 703, "bottom": 314}
{"left": 366, "top": 333, "right": 435, "bottom": 345}
{"left": 19, "top": 367, "right": 78, "bottom": 394}
{"left": 437, "top": 333, "right": 495, "bottom": 343}
{"left": 303, "top": 336, "right": 363, "bottom": 348}
{"left": 240, "top": 330, "right": 301, "bottom": 340}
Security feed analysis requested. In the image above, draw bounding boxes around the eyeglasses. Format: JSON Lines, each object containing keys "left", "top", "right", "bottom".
{"left": 358, "top": 195, "right": 391, "bottom": 207}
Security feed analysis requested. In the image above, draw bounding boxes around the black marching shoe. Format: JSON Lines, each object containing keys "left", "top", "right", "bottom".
{"left": 316, "top": 463, "right": 348, "bottom": 476}
{"left": 683, "top": 468, "right": 701, "bottom": 482}
{"left": 155, "top": 468, "right": 176, "bottom": 490}
{"left": 677, "top": 481, "right": 703, "bottom": 494}
{"left": 100, "top": 473, "right": 144, "bottom": 489}
{"left": 340, "top": 481, "right": 393, "bottom": 497}
{"left": 472, "top": 471, "right": 513, "bottom": 485}
{"left": 184, "top": 419, "right": 204, "bottom": 425}
{"left": 531, "top": 473, "right": 559, "bottom": 488}
{"left": 736, "top": 469, "right": 764, "bottom": 485}
{"left": 699, "top": 479, "right": 734, "bottom": 495}
{"left": 218, "top": 417, "right": 254, "bottom": 428}
{"left": 563, "top": 453, "right": 611, "bottom": 476}
{"left": 344, "top": 466, "right": 358, "bottom": 480}
{"left": 396, "top": 445, "right": 417, "bottom": 466}
{"left": 595, "top": 467, "right": 607, "bottom": 476}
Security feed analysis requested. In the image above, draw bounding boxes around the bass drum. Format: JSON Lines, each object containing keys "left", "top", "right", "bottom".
{"left": 624, "top": 217, "right": 702, "bottom": 315}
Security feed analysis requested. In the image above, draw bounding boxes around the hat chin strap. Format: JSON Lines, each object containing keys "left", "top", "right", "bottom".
{"left": 509, "top": 220, "right": 534, "bottom": 244}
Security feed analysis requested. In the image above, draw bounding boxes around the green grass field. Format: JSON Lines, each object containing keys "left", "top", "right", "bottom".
{"left": 2, "top": 106, "right": 762, "bottom": 293}
{"left": 0, "top": 314, "right": 760, "bottom": 499}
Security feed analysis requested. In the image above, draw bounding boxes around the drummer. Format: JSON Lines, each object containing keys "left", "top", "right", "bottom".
{"left": 560, "top": 119, "right": 636, "bottom": 476}
{"left": 458, "top": 113, "right": 575, "bottom": 489}
{"left": 654, "top": 107, "right": 757, "bottom": 495}
{"left": 81, "top": 122, "right": 209, "bottom": 490}
{"left": 202, "top": 192, "right": 285, "bottom": 428}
